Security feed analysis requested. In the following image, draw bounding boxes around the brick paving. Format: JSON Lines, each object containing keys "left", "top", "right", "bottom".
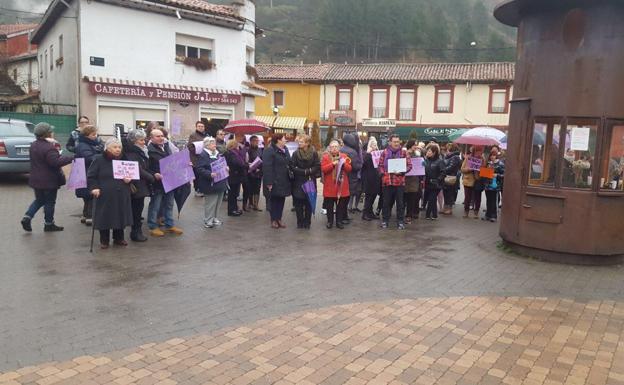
{"left": 2, "top": 175, "right": 624, "bottom": 383}
{"left": 2, "top": 298, "right": 624, "bottom": 385}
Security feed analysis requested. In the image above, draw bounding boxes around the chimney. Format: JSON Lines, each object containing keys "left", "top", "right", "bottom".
{"left": 232, "top": 0, "right": 255, "bottom": 24}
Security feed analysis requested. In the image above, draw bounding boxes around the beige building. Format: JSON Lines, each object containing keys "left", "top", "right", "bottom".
{"left": 257, "top": 62, "right": 514, "bottom": 142}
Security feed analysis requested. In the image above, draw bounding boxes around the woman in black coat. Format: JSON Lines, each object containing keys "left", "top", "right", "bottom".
{"left": 291, "top": 134, "right": 320, "bottom": 229}
{"left": 88, "top": 138, "right": 134, "bottom": 249}
{"left": 423, "top": 143, "right": 446, "bottom": 220}
{"left": 224, "top": 139, "right": 248, "bottom": 216}
{"left": 74, "top": 125, "right": 103, "bottom": 226}
{"left": 247, "top": 135, "right": 263, "bottom": 211}
{"left": 262, "top": 134, "right": 292, "bottom": 229}
{"left": 361, "top": 137, "right": 382, "bottom": 220}
{"left": 124, "top": 129, "right": 155, "bottom": 242}
{"left": 441, "top": 143, "right": 462, "bottom": 215}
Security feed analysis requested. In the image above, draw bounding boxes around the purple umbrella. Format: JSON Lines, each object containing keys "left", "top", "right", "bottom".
{"left": 301, "top": 180, "right": 317, "bottom": 215}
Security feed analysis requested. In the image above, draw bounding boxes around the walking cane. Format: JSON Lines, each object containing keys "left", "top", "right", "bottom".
{"left": 89, "top": 197, "right": 97, "bottom": 253}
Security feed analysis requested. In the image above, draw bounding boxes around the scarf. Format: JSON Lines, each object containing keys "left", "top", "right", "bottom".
{"left": 383, "top": 146, "right": 402, "bottom": 170}
{"left": 297, "top": 146, "right": 315, "bottom": 161}
{"left": 204, "top": 148, "right": 219, "bottom": 159}
{"left": 330, "top": 153, "right": 342, "bottom": 182}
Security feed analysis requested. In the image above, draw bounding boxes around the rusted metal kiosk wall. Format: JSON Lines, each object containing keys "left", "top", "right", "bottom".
{"left": 495, "top": 0, "right": 624, "bottom": 264}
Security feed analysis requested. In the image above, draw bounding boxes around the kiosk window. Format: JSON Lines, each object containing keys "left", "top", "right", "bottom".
{"left": 561, "top": 121, "right": 597, "bottom": 189}
{"left": 529, "top": 121, "right": 561, "bottom": 186}
{"left": 600, "top": 123, "right": 624, "bottom": 191}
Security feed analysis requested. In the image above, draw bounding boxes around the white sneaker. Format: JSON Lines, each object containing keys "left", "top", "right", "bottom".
{"left": 203, "top": 221, "right": 214, "bottom": 228}
{"left": 195, "top": 191, "right": 204, "bottom": 197}
{"left": 213, "top": 219, "right": 223, "bottom": 226}
{"left": 321, "top": 208, "right": 327, "bottom": 215}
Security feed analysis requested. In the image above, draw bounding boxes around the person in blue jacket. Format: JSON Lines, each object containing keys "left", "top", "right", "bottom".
{"left": 196, "top": 137, "right": 228, "bottom": 228}
{"left": 74, "top": 124, "right": 103, "bottom": 226}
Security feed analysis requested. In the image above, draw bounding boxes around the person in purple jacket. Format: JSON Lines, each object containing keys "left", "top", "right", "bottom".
{"left": 21, "top": 123, "right": 73, "bottom": 232}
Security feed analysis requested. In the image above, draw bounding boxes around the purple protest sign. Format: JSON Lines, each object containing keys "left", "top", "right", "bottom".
{"left": 211, "top": 156, "right": 229, "bottom": 183}
{"left": 160, "top": 148, "right": 195, "bottom": 193}
{"left": 249, "top": 157, "right": 262, "bottom": 173}
{"left": 171, "top": 115, "right": 182, "bottom": 136}
{"left": 467, "top": 156, "right": 482, "bottom": 171}
{"left": 371, "top": 150, "right": 382, "bottom": 168}
{"left": 406, "top": 157, "right": 425, "bottom": 176}
{"left": 335, "top": 157, "right": 345, "bottom": 185}
{"left": 67, "top": 158, "right": 87, "bottom": 190}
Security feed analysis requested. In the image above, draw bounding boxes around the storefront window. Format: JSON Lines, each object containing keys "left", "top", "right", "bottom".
{"left": 529, "top": 121, "right": 561, "bottom": 186}
{"left": 600, "top": 122, "right": 624, "bottom": 191}
{"left": 560, "top": 120, "right": 597, "bottom": 189}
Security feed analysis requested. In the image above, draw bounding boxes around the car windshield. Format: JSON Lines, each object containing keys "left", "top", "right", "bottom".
{"left": 0, "top": 122, "right": 33, "bottom": 137}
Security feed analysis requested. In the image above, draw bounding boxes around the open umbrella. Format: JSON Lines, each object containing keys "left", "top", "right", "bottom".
{"left": 224, "top": 119, "right": 269, "bottom": 135}
{"left": 453, "top": 126, "right": 505, "bottom": 146}
{"left": 174, "top": 182, "right": 191, "bottom": 219}
{"left": 301, "top": 180, "right": 317, "bottom": 215}
{"left": 447, "top": 129, "right": 470, "bottom": 143}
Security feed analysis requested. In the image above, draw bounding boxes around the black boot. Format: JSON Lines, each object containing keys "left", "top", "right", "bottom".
{"left": 130, "top": 229, "right": 147, "bottom": 242}
{"left": 44, "top": 223, "right": 64, "bottom": 232}
{"left": 21, "top": 216, "right": 32, "bottom": 232}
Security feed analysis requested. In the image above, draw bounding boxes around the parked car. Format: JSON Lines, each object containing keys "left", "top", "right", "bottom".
{"left": 0, "top": 120, "right": 62, "bottom": 174}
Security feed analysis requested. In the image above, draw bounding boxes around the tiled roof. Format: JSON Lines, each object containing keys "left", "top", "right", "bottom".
{"left": 256, "top": 64, "right": 333, "bottom": 82}
{"left": 148, "top": 0, "right": 242, "bottom": 20}
{"left": 0, "top": 24, "right": 38, "bottom": 36}
{"left": 257, "top": 62, "right": 515, "bottom": 84}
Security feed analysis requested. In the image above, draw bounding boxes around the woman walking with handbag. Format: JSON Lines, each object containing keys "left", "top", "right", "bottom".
{"left": 423, "top": 143, "right": 446, "bottom": 220}
{"left": 291, "top": 134, "right": 320, "bottom": 229}
{"left": 461, "top": 146, "right": 485, "bottom": 219}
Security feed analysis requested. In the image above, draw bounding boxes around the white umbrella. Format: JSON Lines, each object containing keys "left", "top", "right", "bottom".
{"left": 453, "top": 126, "right": 506, "bottom": 146}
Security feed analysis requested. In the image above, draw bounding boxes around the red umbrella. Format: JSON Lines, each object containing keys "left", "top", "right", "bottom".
{"left": 224, "top": 119, "right": 269, "bottom": 135}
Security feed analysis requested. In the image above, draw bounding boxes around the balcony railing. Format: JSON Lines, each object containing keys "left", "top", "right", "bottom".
{"left": 399, "top": 108, "right": 414, "bottom": 120}
{"left": 372, "top": 107, "right": 387, "bottom": 118}
{"left": 338, "top": 104, "right": 351, "bottom": 111}
{"left": 436, "top": 105, "right": 451, "bottom": 113}
{"left": 491, "top": 106, "right": 506, "bottom": 113}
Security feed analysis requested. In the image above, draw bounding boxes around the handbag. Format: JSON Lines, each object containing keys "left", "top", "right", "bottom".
{"left": 444, "top": 175, "right": 457, "bottom": 186}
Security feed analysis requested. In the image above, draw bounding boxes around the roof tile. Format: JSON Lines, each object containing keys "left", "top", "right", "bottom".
{"left": 256, "top": 64, "right": 333, "bottom": 82}
{"left": 0, "top": 24, "right": 38, "bottom": 36}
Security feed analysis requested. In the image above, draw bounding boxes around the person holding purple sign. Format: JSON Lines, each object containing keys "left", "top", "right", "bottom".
{"left": 196, "top": 137, "right": 228, "bottom": 228}
{"left": 147, "top": 129, "right": 183, "bottom": 237}
{"left": 124, "top": 129, "right": 155, "bottom": 242}
{"left": 460, "top": 146, "right": 485, "bottom": 219}
{"left": 88, "top": 138, "right": 133, "bottom": 249}
{"left": 403, "top": 140, "right": 423, "bottom": 223}
{"left": 361, "top": 137, "right": 382, "bottom": 221}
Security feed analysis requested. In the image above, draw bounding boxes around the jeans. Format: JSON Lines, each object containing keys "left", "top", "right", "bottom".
{"left": 204, "top": 191, "right": 224, "bottom": 225}
{"left": 25, "top": 188, "right": 58, "bottom": 225}
{"left": 131, "top": 197, "right": 144, "bottom": 232}
{"left": 228, "top": 179, "right": 241, "bottom": 214}
{"left": 270, "top": 196, "right": 286, "bottom": 221}
{"left": 425, "top": 187, "right": 441, "bottom": 218}
{"left": 148, "top": 191, "right": 174, "bottom": 229}
{"left": 382, "top": 185, "right": 405, "bottom": 223}
{"left": 293, "top": 197, "right": 312, "bottom": 227}
{"left": 100, "top": 229, "right": 124, "bottom": 244}
{"left": 485, "top": 190, "right": 498, "bottom": 219}
{"left": 324, "top": 197, "right": 348, "bottom": 224}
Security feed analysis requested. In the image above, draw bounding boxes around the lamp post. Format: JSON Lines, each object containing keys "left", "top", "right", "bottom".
{"left": 271, "top": 105, "right": 279, "bottom": 133}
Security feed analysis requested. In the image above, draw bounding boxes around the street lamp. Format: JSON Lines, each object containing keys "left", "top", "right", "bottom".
{"left": 272, "top": 105, "right": 279, "bottom": 116}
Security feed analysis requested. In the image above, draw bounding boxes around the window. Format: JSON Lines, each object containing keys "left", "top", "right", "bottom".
{"left": 601, "top": 121, "right": 624, "bottom": 191}
{"left": 175, "top": 34, "right": 214, "bottom": 62}
{"left": 49, "top": 45, "right": 54, "bottom": 71}
{"left": 58, "top": 35, "right": 63, "bottom": 59}
{"left": 561, "top": 120, "right": 598, "bottom": 189}
{"left": 246, "top": 47, "right": 254, "bottom": 66}
{"left": 273, "top": 90, "right": 284, "bottom": 107}
{"left": 370, "top": 87, "right": 388, "bottom": 118}
{"left": 529, "top": 120, "right": 561, "bottom": 186}
{"left": 336, "top": 86, "right": 353, "bottom": 110}
{"left": 489, "top": 86, "right": 509, "bottom": 113}
{"left": 44, "top": 50, "right": 47, "bottom": 78}
{"left": 435, "top": 86, "right": 454, "bottom": 113}
{"left": 397, "top": 87, "right": 416, "bottom": 120}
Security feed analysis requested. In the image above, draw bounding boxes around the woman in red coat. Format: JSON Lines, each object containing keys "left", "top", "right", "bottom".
{"left": 321, "top": 140, "right": 352, "bottom": 229}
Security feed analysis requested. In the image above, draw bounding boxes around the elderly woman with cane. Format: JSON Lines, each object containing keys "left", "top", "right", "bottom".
{"left": 88, "top": 138, "right": 134, "bottom": 249}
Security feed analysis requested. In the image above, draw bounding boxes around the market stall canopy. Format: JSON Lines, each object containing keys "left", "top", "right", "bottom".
{"left": 393, "top": 127, "right": 466, "bottom": 142}
{"left": 273, "top": 116, "right": 307, "bottom": 132}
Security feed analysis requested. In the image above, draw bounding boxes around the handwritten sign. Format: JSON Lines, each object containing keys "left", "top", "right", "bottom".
{"left": 112, "top": 160, "right": 140, "bottom": 180}
{"left": 211, "top": 156, "right": 229, "bottom": 183}
{"left": 467, "top": 156, "right": 482, "bottom": 171}
{"left": 249, "top": 157, "right": 262, "bottom": 173}
{"left": 160, "top": 149, "right": 195, "bottom": 193}
{"left": 67, "top": 158, "right": 87, "bottom": 190}
{"left": 388, "top": 158, "right": 407, "bottom": 173}
{"left": 371, "top": 150, "right": 382, "bottom": 168}
{"left": 193, "top": 141, "right": 204, "bottom": 155}
{"left": 406, "top": 157, "right": 425, "bottom": 176}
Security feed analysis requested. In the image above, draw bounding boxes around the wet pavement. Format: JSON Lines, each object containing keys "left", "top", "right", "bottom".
{"left": 1, "top": 174, "right": 624, "bottom": 383}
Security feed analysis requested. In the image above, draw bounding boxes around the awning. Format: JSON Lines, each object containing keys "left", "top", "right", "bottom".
{"left": 255, "top": 115, "right": 276, "bottom": 126}
{"left": 393, "top": 127, "right": 463, "bottom": 142}
{"left": 273, "top": 116, "right": 307, "bottom": 132}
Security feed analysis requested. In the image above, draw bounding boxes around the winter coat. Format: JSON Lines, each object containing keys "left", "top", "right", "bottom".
{"left": 321, "top": 152, "right": 352, "bottom": 198}
{"left": 248, "top": 146, "right": 263, "bottom": 180}
{"left": 75, "top": 135, "right": 104, "bottom": 198}
{"left": 87, "top": 154, "right": 133, "bottom": 230}
{"left": 361, "top": 152, "right": 381, "bottom": 195}
{"left": 340, "top": 133, "right": 363, "bottom": 194}
{"left": 124, "top": 144, "right": 155, "bottom": 199}
{"left": 225, "top": 148, "right": 248, "bottom": 185}
{"left": 147, "top": 142, "right": 172, "bottom": 193}
{"left": 28, "top": 138, "right": 73, "bottom": 190}
{"left": 443, "top": 151, "right": 461, "bottom": 186}
{"left": 262, "top": 144, "right": 292, "bottom": 198}
{"left": 461, "top": 155, "right": 485, "bottom": 189}
{"left": 196, "top": 151, "right": 228, "bottom": 194}
{"left": 405, "top": 150, "right": 422, "bottom": 193}
{"left": 291, "top": 149, "right": 320, "bottom": 200}
{"left": 424, "top": 156, "right": 446, "bottom": 189}
{"left": 65, "top": 128, "right": 80, "bottom": 153}
{"left": 187, "top": 130, "right": 208, "bottom": 166}
{"left": 483, "top": 159, "right": 505, "bottom": 191}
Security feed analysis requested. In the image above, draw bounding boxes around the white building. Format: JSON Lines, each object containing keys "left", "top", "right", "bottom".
{"left": 31, "top": 0, "right": 265, "bottom": 136}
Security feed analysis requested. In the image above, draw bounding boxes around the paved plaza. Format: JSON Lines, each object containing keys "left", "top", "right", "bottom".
{"left": 1, "top": 175, "right": 624, "bottom": 384}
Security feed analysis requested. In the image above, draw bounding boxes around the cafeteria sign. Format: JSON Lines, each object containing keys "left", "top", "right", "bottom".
{"left": 88, "top": 81, "right": 241, "bottom": 105}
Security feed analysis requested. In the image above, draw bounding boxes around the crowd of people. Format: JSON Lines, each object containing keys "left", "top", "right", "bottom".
{"left": 20, "top": 118, "right": 505, "bottom": 248}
